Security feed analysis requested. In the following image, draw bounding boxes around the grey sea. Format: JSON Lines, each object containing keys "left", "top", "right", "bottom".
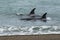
{"left": 0, "top": 0, "right": 60, "bottom": 35}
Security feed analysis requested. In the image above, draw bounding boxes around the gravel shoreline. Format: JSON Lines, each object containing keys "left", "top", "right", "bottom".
{"left": 0, "top": 34, "right": 60, "bottom": 40}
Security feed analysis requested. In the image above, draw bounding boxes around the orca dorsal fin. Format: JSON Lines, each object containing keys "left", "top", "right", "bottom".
{"left": 41, "top": 13, "right": 47, "bottom": 19}
{"left": 29, "top": 8, "right": 36, "bottom": 15}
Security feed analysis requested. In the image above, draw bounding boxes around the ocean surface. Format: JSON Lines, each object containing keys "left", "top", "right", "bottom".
{"left": 0, "top": 0, "right": 60, "bottom": 35}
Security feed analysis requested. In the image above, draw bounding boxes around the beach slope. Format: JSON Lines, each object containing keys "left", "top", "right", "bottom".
{"left": 0, "top": 34, "right": 60, "bottom": 40}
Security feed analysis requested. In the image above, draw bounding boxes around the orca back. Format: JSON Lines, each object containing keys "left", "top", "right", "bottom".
{"left": 41, "top": 13, "right": 47, "bottom": 19}
{"left": 29, "top": 8, "right": 36, "bottom": 15}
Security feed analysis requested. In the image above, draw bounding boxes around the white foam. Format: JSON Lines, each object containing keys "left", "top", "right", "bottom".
{"left": 47, "top": 17, "right": 52, "bottom": 21}
{"left": 0, "top": 28, "right": 5, "bottom": 32}
{"left": 16, "top": 13, "right": 22, "bottom": 16}
{"left": 0, "top": 25, "right": 59, "bottom": 36}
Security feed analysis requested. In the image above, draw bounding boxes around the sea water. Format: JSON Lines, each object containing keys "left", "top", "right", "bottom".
{"left": 0, "top": 0, "right": 60, "bottom": 35}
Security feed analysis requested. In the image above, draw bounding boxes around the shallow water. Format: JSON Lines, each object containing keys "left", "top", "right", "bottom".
{"left": 0, "top": 0, "right": 60, "bottom": 35}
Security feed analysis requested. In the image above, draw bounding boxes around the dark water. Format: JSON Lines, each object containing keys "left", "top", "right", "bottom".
{"left": 0, "top": 0, "right": 60, "bottom": 35}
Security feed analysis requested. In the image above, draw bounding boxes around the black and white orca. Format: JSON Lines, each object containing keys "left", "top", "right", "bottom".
{"left": 16, "top": 8, "right": 36, "bottom": 16}
{"left": 16, "top": 8, "right": 40, "bottom": 17}
{"left": 29, "top": 8, "right": 41, "bottom": 17}
{"left": 20, "top": 13, "right": 47, "bottom": 22}
{"left": 28, "top": 8, "right": 36, "bottom": 17}
{"left": 29, "top": 8, "right": 36, "bottom": 15}
{"left": 16, "top": 8, "right": 50, "bottom": 22}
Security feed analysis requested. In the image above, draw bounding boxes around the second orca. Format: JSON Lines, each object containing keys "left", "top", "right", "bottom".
{"left": 21, "top": 13, "right": 47, "bottom": 22}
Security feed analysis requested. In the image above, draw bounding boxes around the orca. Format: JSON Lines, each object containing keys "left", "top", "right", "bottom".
{"left": 16, "top": 8, "right": 48, "bottom": 22}
{"left": 29, "top": 8, "right": 36, "bottom": 17}
{"left": 16, "top": 8, "right": 36, "bottom": 16}
{"left": 20, "top": 13, "right": 47, "bottom": 22}
{"left": 16, "top": 8, "right": 40, "bottom": 18}
{"left": 40, "top": 13, "right": 47, "bottom": 22}
{"left": 29, "top": 8, "right": 40, "bottom": 17}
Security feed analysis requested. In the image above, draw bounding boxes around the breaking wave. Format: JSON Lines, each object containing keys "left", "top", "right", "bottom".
{"left": 0, "top": 25, "right": 60, "bottom": 36}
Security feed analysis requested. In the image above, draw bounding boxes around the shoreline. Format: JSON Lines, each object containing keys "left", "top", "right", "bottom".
{"left": 0, "top": 34, "right": 60, "bottom": 40}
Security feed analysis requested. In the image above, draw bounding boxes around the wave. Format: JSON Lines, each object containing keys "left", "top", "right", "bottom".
{"left": 0, "top": 25, "right": 60, "bottom": 36}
